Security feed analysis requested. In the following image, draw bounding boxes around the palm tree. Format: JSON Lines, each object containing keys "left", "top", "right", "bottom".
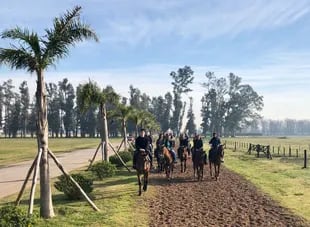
{"left": 130, "top": 109, "right": 160, "bottom": 136}
{"left": 77, "top": 81, "right": 119, "bottom": 160}
{"left": 111, "top": 104, "right": 133, "bottom": 151}
{"left": 0, "top": 6, "right": 98, "bottom": 218}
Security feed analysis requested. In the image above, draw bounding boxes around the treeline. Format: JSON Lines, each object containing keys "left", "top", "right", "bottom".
{"left": 0, "top": 66, "right": 264, "bottom": 138}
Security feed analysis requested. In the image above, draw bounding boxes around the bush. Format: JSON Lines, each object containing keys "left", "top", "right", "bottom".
{"left": 0, "top": 205, "right": 36, "bottom": 227}
{"left": 90, "top": 161, "right": 116, "bottom": 179}
{"left": 109, "top": 151, "right": 132, "bottom": 167}
{"left": 54, "top": 173, "right": 93, "bottom": 200}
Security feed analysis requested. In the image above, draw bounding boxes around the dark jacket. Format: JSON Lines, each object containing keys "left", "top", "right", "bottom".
{"left": 135, "top": 136, "right": 149, "bottom": 151}
{"left": 209, "top": 137, "right": 221, "bottom": 148}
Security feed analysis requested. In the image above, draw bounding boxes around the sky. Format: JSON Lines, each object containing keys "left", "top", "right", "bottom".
{"left": 1, "top": 0, "right": 310, "bottom": 128}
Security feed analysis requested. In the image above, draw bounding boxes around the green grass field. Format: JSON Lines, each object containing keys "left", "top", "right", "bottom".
{"left": 0, "top": 138, "right": 122, "bottom": 167}
{"left": 221, "top": 136, "right": 310, "bottom": 221}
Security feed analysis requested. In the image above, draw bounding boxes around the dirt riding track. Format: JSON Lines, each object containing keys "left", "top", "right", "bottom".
{"left": 148, "top": 159, "right": 310, "bottom": 227}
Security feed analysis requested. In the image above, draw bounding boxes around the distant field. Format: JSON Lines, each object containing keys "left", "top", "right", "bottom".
{"left": 221, "top": 136, "right": 310, "bottom": 221}
{"left": 0, "top": 138, "right": 122, "bottom": 167}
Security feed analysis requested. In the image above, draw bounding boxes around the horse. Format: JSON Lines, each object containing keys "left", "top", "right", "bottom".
{"left": 136, "top": 149, "right": 151, "bottom": 196}
{"left": 177, "top": 146, "right": 188, "bottom": 173}
{"left": 161, "top": 146, "right": 174, "bottom": 180}
{"left": 208, "top": 144, "right": 224, "bottom": 181}
{"left": 192, "top": 148, "right": 205, "bottom": 181}
{"left": 155, "top": 146, "right": 165, "bottom": 172}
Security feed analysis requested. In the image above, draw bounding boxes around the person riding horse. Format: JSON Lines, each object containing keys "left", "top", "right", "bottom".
{"left": 133, "top": 129, "right": 151, "bottom": 169}
{"left": 163, "top": 133, "right": 177, "bottom": 163}
{"left": 192, "top": 134, "right": 207, "bottom": 164}
{"left": 179, "top": 133, "right": 190, "bottom": 156}
{"left": 209, "top": 132, "right": 223, "bottom": 162}
{"left": 145, "top": 131, "right": 153, "bottom": 167}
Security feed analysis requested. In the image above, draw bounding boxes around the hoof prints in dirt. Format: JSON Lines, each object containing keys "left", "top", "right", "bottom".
{"left": 148, "top": 161, "right": 310, "bottom": 227}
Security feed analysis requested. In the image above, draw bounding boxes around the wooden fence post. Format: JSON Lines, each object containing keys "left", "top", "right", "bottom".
{"left": 289, "top": 145, "right": 291, "bottom": 157}
{"left": 303, "top": 150, "right": 307, "bottom": 169}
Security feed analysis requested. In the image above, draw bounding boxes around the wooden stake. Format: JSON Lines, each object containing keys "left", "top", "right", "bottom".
{"left": 15, "top": 154, "right": 38, "bottom": 206}
{"left": 108, "top": 142, "right": 131, "bottom": 172}
{"left": 28, "top": 148, "right": 43, "bottom": 215}
{"left": 48, "top": 149, "right": 100, "bottom": 211}
{"left": 116, "top": 139, "right": 124, "bottom": 153}
{"left": 87, "top": 142, "right": 102, "bottom": 170}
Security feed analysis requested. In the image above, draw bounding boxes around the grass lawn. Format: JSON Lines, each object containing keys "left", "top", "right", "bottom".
{"left": 221, "top": 137, "right": 310, "bottom": 221}
{"left": 0, "top": 138, "right": 122, "bottom": 167}
{"left": 0, "top": 165, "right": 153, "bottom": 227}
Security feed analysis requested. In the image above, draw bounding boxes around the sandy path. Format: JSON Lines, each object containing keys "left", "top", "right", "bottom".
{"left": 0, "top": 147, "right": 106, "bottom": 199}
{"left": 148, "top": 158, "right": 310, "bottom": 227}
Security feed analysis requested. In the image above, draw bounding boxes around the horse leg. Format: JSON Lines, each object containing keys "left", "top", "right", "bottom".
{"left": 214, "top": 165, "right": 218, "bottom": 181}
{"left": 143, "top": 172, "right": 148, "bottom": 191}
{"left": 180, "top": 160, "right": 183, "bottom": 173}
{"left": 137, "top": 173, "right": 142, "bottom": 196}
{"left": 209, "top": 162, "right": 213, "bottom": 178}
{"left": 201, "top": 164, "right": 204, "bottom": 181}
{"left": 184, "top": 159, "right": 186, "bottom": 172}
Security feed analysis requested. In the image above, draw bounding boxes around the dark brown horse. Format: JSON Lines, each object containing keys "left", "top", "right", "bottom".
{"left": 161, "top": 146, "right": 174, "bottom": 180}
{"left": 192, "top": 148, "right": 205, "bottom": 181}
{"left": 177, "top": 146, "right": 188, "bottom": 173}
{"left": 209, "top": 144, "right": 224, "bottom": 181}
{"left": 136, "top": 149, "right": 151, "bottom": 195}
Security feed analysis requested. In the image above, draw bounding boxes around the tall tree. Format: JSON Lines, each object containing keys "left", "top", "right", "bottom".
{"left": 224, "top": 73, "right": 263, "bottom": 136}
{"left": 201, "top": 72, "right": 227, "bottom": 135}
{"left": 170, "top": 66, "right": 194, "bottom": 135}
{"left": 46, "top": 83, "right": 61, "bottom": 137}
{"left": 9, "top": 94, "right": 21, "bottom": 137}
{"left": 19, "top": 81, "right": 30, "bottom": 137}
{"left": 0, "top": 6, "right": 98, "bottom": 218}
{"left": 185, "top": 97, "right": 196, "bottom": 135}
{"left": 0, "top": 84, "right": 3, "bottom": 129}
{"left": 59, "top": 78, "right": 75, "bottom": 137}
{"left": 2, "top": 79, "right": 15, "bottom": 137}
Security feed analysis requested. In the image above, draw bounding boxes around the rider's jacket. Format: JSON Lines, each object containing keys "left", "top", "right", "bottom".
{"left": 209, "top": 137, "right": 221, "bottom": 148}
{"left": 193, "top": 138, "right": 203, "bottom": 150}
{"left": 135, "top": 136, "right": 149, "bottom": 151}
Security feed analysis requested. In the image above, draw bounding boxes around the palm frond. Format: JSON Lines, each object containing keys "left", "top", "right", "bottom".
{"left": 0, "top": 48, "right": 37, "bottom": 72}
{"left": 42, "top": 5, "right": 98, "bottom": 67}
{"left": 1, "top": 27, "right": 42, "bottom": 71}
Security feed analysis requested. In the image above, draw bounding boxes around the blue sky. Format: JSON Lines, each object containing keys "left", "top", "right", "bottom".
{"left": 1, "top": 0, "right": 310, "bottom": 126}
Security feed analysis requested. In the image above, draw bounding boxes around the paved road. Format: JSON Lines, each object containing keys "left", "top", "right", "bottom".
{"left": 0, "top": 148, "right": 103, "bottom": 199}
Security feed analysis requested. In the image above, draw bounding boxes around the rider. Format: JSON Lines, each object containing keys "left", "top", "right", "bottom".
{"left": 179, "top": 133, "right": 189, "bottom": 157}
{"left": 163, "top": 133, "right": 177, "bottom": 163}
{"left": 133, "top": 128, "right": 150, "bottom": 169}
{"left": 145, "top": 131, "right": 153, "bottom": 167}
{"left": 193, "top": 134, "right": 207, "bottom": 164}
{"left": 209, "top": 132, "right": 223, "bottom": 162}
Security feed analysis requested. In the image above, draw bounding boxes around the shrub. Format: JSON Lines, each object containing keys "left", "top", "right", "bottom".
{"left": 54, "top": 173, "right": 93, "bottom": 200}
{"left": 0, "top": 205, "right": 36, "bottom": 227}
{"left": 90, "top": 161, "right": 116, "bottom": 179}
{"left": 109, "top": 151, "right": 132, "bottom": 167}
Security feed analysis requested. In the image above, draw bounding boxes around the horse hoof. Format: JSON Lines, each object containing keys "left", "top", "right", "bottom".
{"left": 143, "top": 186, "right": 147, "bottom": 191}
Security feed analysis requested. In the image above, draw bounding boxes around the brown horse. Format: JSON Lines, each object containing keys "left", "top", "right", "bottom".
{"left": 192, "top": 148, "right": 205, "bottom": 181}
{"left": 161, "top": 146, "right": 174, "bottom": 180}
{"left": 177, "top": 146, "right": 188, "bottom": 173}
{"left": 136, "top": 149, "right": 151, "bottom": 195}
{"left": 209, "top": 144, "right": 224, "bottom": 181}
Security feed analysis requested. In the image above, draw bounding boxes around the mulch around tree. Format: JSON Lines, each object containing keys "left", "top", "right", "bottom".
{"left": 146, "top": 158, "right": 310, "bottom": 227}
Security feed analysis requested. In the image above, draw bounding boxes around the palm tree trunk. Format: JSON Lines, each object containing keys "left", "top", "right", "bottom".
{"left": 100, "top": 103, "right": 109, "bottom": 161}
{"left": 122, "top": 119, "right": 128, "bottom": 151}
{"left": 36, "top": 71, "right": 54, "bottom": 218}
